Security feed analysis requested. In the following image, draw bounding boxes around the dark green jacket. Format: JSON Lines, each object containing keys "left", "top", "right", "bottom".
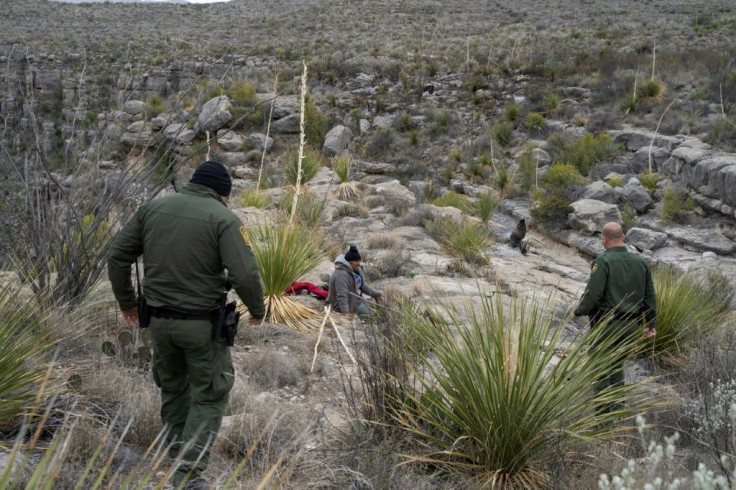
{"left": 108, "top": 183, "right": 265, "bottom": 318}
{"left": 575, "top": 246, "right": 656, "bottom": 323}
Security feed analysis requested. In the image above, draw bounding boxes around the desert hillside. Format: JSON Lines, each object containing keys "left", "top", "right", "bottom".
{"left": 1, "top": 0, "right": 736, "bottom": 488}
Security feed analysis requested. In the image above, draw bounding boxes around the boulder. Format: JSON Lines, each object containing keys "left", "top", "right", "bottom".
{"left": 123, "top": 100, "right": 146, "bottom": 115}
{"left": 322, "top": 125, "right": 353, "bottom": 156}
{"left": 626, "top": 227, "right": 668, "bottom": 251}
{"left": 631, "top": 146, "right": 670, "bottom": 173}
{"left": 356, "top": 160, "right": 396, "bottom": 174}
{"left": 164, "top": 123, "right": 195, "bottom": 144}
{"left": 374, "top": 180, "right": 417, "bottom": 207}
{"left": 257, "top": 95, "right": 299, "bottom": 119}
{"left": 621, "top": 182, "right": 653, "bottom": 213}
{"left": 611, "top": 129, "right": 680, "bottom": 152}
{"left": 196, "top": 96, "right": 232, "bottom": 133}
{"left": 246, "top": 133, "right": 274, "bottom": 152}
{"left": 568, "top": 199, "right": 623, "bottom": 235}
{"left": 217, "top": 130, "right": 244, "bottom": 152}
{"left": 273, "top": 114, "right": 300, "bottom": 133}
{"left": 671, "top": 146, "right": 709, "bottom": 166}
{"left": 581, "top": 181, "right": 616, "bottom": 203}
{"left": 373, "top": 115, "right": 395, "bottom": 129}
{"left": 667, "top": 226, "right": 736, "bottom": 255}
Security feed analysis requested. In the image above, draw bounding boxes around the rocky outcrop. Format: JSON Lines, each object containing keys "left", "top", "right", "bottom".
{"left": 626, "top": 227, "right": 668, "bottom": 251}
{"left": 195, "top": 96, "right": 232, "bottom": 134}
{"left": 567, "top": 199, "right": 623, "bottom": 235}
{"left": 322, "top": 125, "right": 353, "bottom": 156}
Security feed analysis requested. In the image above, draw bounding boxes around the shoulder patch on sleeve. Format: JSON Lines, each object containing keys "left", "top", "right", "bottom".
{"left": 239, "top": 226, "right": 251, "bottom": 247}
{"left": 591, "top": 263, "right": 598, "bottom": 273}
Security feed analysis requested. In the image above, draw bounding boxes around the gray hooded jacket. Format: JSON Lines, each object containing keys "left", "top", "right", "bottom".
{"left": 327, "top": 254, "right": 381, "bottom": 313}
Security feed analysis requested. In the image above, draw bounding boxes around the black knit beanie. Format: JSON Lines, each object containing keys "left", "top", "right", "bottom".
{"left": 190, "top": 160, "right": 232, "bottom": 197}
{"left": 344, "top": 244, "right": 362, "bottom": 262}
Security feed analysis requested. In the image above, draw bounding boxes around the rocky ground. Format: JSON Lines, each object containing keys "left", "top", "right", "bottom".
{"left": 2, "top": 0, "right": 736, "bottom": 487}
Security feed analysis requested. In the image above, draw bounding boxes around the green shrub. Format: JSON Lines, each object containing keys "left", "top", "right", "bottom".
{"left": 607, "top": 176, "right": 623, "bottom": 188}
{"left": 409, "top": 129, "right": 420, "bottom": 146}
{"left": 432, "top": 191, "right": 473, "bottom": 214}
{"left": 524, "top": 112, "right": 546, "bottom": 132}
{"left": 659, "top": 187, "right": 694, "bottom": 224}
{"left": 556, "top": 133, "right": 621, "bottom": 175}
{"left": 0, "top": 285, "right": 56, "bottom": 426}
{"left": 450, "top": 148, "right": 463, "bottom": 163}
{"left": 429, "top": 111, "right": 451, "bottom": 137}
{"left": 227, "top": 80, "right": 259, "bottom": 107}
{"left": 643, "top": 265, "right": 729, "bottom": 362}
{"left": 304, "top": 97, "right": 331, "bottom": 148}
{"left": 491, "top": 164, "right": 515, "bottom": 196}
{"left": 286, "top": 149, "right": 322, "bottom": 186}
{"left": 517, "top": 146, "right": 538, "bottom": 193}
{"left": 621, "top": 202, "right": 637, "bottom": 233}
{"left": 279, "top": 188, "right": 325, "bottom": 227}
{"left": 638, "top": 171, "right": 662, "bottom": 192}
{"left": 393, "top": 293, "right": 652, "bottom": 487}
{"left": 543, "top": 93, "right": 560, "bottom": 114}
{"left": 503, "top": 102, "right": 521, "bottom": 123}
{"left": 531, "top": 163, "right": 586, "bottom": 222}
{"left": 239, "top": 188, "right": 271, "bottom": 209}
{"left": 424, "top": 217, "right": 493, "bottom": 265}
{"left": 494, "top": 121, "right": 514, "bottom": 147}
{"left": 465, "top": 161, "right": 486, "bottom": 183}
{"left": 636, "top": 77, "right": 666, "bottom": 100}
{"left": 146, "top": 94, "right": 165, "bottom": 118}
{"left": 473, "top": 191, "right": 499, "bottom": 224}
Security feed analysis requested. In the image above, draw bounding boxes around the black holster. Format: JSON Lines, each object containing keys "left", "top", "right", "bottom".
{"left": 137, "top": 293, "right": 151, "bottom": 329}
{"left": 212, "top": 287, "right": 240, "bottom": 347}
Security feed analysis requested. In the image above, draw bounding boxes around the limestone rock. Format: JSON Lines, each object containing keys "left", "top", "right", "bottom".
{"left": 273, "top": 114, "right": 300, "bottom": 133}
{"left": 581, "top": 181, "right": 616, "bottom": 203}
{"left": 123, "top": 100, "right": 146, "bottom": 115}
{"left": 631, "top": 146, "right": 670, "bottom": 173}
{"left": 217, "top": 130, "right": 244, "bottom": 152}
{"left": 246, "top": 133, "right": 274, "bottom": 152}
{"left": 621, "top": 182, "right": 653, "bottom": 213}
{"left": 322, "top": 125, "right": 353, "bottom": 156}
{"left": 568, "top": 199, "right": 623, "bottom": 235}
{"left": 626, "top": 227, "right": 668, "bottom": 251}
{"left": 164, "top": 123, "right": 195, "bottom": 144}
{"left": 196, "top": 96, "right": 232, "bottom": 133}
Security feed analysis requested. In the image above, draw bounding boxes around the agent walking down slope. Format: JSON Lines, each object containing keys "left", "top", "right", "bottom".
{"left": 573, "top": 221, "right": 656, "bottom": 415}
{"left": 327, "top": 244, "right": 383, "bottom": 317}
{"left": 108, "top": 160, "right": 265, "bottom": 488}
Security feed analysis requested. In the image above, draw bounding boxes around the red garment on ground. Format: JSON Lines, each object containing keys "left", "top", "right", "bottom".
{"left": 285, "top": 281, "right": 328, "bottom": 300}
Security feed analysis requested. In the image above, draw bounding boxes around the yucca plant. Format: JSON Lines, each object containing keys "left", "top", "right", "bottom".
{"left": 248, "top": 221, "right": 325, "bottom": 331}
{"left": 643, "top": 265, "right": 729, "bottom": 362}
{"left": 391, "top": 293, "right": 653, "bottom": 488}
{"left": 0, "top": 284, "right": 57, "bottom": 427}
{"left": 332, "top": 152, "right": 359, "bottom": 201}
{"left": 473, "top": 190, "right": 499, "bottom": 224}
{"left": 286, "top": 148, "right": 322, "bottom": 187}
{"left": 425, "top": 217, "right": 493, "bottom": 266}
{"left": 238, "top": 187, "right": 271, "bottom": 209}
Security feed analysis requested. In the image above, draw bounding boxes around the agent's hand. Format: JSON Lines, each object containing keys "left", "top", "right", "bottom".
{"left": 248, "top": 316, "right": 264, "bottom": 326}
{"left": 375, "top": 293, "right": 384, "bottom": 303}
{"left": 122, "top": 307, "right": 140, "bottom": 329}
{"left": 642, "top": 327, "right": 656, "bottom": 339}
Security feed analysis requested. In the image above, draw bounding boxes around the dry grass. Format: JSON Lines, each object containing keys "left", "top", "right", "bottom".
{"left": 367, "top": 233, "right": 401, "bottom": 250}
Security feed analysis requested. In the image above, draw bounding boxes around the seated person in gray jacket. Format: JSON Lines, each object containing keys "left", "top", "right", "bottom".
{"left": 327, "top": 245, "right": 383, "bottom": 316}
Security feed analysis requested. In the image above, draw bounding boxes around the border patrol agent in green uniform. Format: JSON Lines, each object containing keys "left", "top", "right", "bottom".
{"left": 573, "top": 222, "right": 656, "bottom": 414}
{"left": 108, "top": 161, "right": 265, "bottom": 486}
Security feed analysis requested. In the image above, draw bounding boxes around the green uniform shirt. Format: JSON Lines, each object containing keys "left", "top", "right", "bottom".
{"left": 108, "top": 183, "right": 265, "bottom": 318}
{"left": 575, "top": 246, "right": 656, "bottom": 322}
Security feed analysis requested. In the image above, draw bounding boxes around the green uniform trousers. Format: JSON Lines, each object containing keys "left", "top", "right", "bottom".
{"left": 592, "top": 318, "right": 638, "bottom": 415}
{"left": 150, "top": 317, "right": 234, "bottom": 481}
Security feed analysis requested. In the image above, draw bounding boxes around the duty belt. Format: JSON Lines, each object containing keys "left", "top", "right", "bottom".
{"left": 148, "top": 306, "right": 215, "bottom": 321}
